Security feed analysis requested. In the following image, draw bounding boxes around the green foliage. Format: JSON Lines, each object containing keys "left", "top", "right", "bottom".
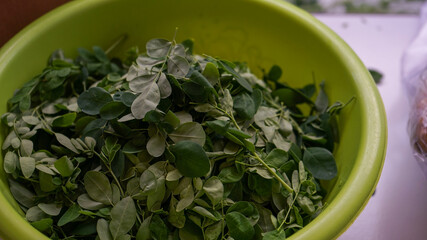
{"left": 2, "top": 36, "right": 347, "bottom": 240}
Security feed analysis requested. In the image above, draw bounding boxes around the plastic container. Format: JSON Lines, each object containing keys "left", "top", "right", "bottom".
{"left": 0, "top": 0, "right": 387, "bottom": 239}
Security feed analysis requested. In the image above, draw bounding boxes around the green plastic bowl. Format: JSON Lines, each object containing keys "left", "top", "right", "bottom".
{"left": 0, "top": 0, "right": 387, "bottom": 239}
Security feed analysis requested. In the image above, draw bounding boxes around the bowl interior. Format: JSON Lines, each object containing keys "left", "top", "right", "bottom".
{"left": 0, "top": 0, "right": 386, "bottom": 239}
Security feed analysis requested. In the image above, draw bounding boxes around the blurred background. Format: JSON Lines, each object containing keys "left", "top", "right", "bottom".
{"left": 289, "top": 0, "right": 425, "bottom": 13}
{"left": 1, "top": 1, "right": 426, "bottom": 240}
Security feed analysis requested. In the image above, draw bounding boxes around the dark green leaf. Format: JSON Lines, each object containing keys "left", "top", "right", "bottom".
{"left": 218, "top": 60, "right": 252, "bottom": 92}
{"left": 100, "top": 101, "right": 126, "bottom": 120}
{"left": 303, "top": 147, "right": 337, "bottom": 180}
{"left": 218, "top": 166, "right": 244, "bottom": 183}
{"left": 58, "top": 204, "right": 81, "bottom": 226}
{"left": 30, "top": 218, "right": 53, "bottom": 232}
{"left": 369, "top": 69, "right": 383, "bottom": 84}
{"left": 233, "top": 93, "right": 256, "bottom": 120}
{"left": 263, "top": 229, "right": 286, "bottom": 240}
{"left": 190, "top": 71, "right": 218, "bottom": 97}
{"left": 9, "top": 179, "right": 35, "bottom": 208}
{"left": 203, "top": 62, "right": 220, "bottom": 86}
{"left": 149, "top": 215, "right": 168, "bottom": 240}
{"left": 315, "top": 81, "right": 328, "bottom": 113}
{"left": 206, "top": 120, "right": 230, "bottom": 135}
{"left": 267, "top": 65, "right": 282, "bottom": 82}
{"left": 225, "top": 211, "right": 255, "bottom": 240}
{"left": 264, "top": 149, "right": 289, "bottom": 168}
{"left": 170, "top": 141, "right": 210, "bottom": 178}
{"left": 78, "top": 87, "right": 113, "bottom": 115}
{"left": 227, "top": 201, "right": 259, "bottom": 226}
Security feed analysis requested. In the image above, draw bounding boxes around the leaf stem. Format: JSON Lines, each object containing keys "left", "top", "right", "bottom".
{"left": 278, "top": 191, "right": 299, "bottom": 231}
{"left": 93, "top": 151, "right": 125, "bottom": 197}
{"left": 250, "top": 152, "right": 293, "bottom": 193}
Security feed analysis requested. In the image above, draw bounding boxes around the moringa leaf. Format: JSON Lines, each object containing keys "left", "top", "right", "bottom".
{"left": 131, "top": 83, "right": 160, "bottom": 119}
{"left": 109, "top": 197, "right": 137, "bottom": 239}
{"left": 169, "top": 122, "right": 206, "bottom": 146}
{"left": 84, "top": 171, "right": 113, "bottom": 205}
{"left": 78, "top": 87, "right": 113, "bottom": 115}
{"left": 303, "top": 147, "right": 337, "bottom": 180}
{"left": 170, "top": 141, "right": 210, "bottom": 178}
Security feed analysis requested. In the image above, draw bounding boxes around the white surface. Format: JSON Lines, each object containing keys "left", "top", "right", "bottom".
{"left": 315, "top": 14, "right": 427, "bottom": 240}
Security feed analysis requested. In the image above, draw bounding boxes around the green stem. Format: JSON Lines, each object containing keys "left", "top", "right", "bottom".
{"left": 215, "top": 106, "right": 240, "bottom": 130}
{"left": 278, "top": 191, "right": 299, "bottom": 231}
{"left": 250, "top": 152, "right": 293, "bottom": 193}
{"left": 93, "top": 152, "right": 125, "bottom": 197}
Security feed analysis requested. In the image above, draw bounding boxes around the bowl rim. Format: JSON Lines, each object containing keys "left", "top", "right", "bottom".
{"left": 0, "top": 0, "right": 387, "bottom": 239}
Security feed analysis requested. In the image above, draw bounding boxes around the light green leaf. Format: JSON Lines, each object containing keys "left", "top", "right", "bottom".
{"left": 4, "top": 151, "right": 18, "bottom": 173}
{"left": 139, "top": 170, "right": 158, "bottom": 195}
{"left": 176, "top": 184, "right": 194, "bottom": 212}
{"left": 26, "top": 206, "right": 47, "bottom": 222}
{"left": 158, "top": 73, "right": 172, "bottom": 98}
{"left": 146, "top": 38, "right": 171, "bottom": 58}
{"left": 169, "top": 122, "right": 206, "bottom": 146}
{"left": 167, "top": 55, "right": 190, "bottom": 78}
{"left": 166, "top": 169, "right": 182, "bottom": 182}
{"left": 20, "top": 139, "right": 33, "bottom": 157}
{"left": 147, "top": 178, "right": 165, "bottom": 211}
{"left": 77, "top": 194, "right": 106, "bottom": 210}
{"left": 203, "top": 177, "right": 224, "bottom": 206}
{"left": 22, "top": 116, "right": 40, "bottom": 125}
{"left": 84, "top": 171, "right": 113, "bottom": 205}
{"left": 146, "top": 133, "right": 165, "bottom": 157}
{"left": 109, "top": 197, "right": 137, "bottom": 239}
{"left": 38, "top": 203, "right": 62, "bottom": 216}
{"left": 55, "top": 133, "right": 79, "bottom": 154}
{"left": 20, "top": 156, "right": 35, "bottom": 178}
{"left": 97, "top": 219, "right": 113, "bottom": 240}
{"left": 168, "top": 196, "right": 186, "bottom": 228}
{"left": 131, "top": 83, "right": 160, "bottom": 119}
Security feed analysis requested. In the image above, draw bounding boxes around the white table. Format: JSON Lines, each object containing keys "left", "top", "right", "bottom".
{"left": 315, "top": 14, "right": 427, "bottom": 240}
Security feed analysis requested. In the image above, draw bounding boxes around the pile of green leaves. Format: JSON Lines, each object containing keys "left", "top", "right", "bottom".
{"left": 2, "top": 37, "right": 347, "bottom": 240}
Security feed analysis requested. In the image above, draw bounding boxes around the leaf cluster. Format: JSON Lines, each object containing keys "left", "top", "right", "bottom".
{"left": 2, "top": 37, "right": 349, "bottom": 240}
